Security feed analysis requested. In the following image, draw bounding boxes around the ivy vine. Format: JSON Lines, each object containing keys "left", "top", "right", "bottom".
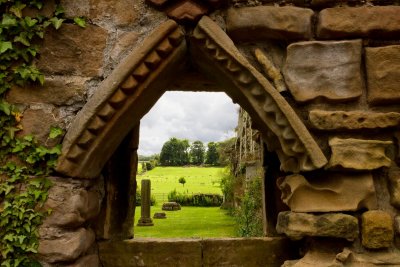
{"left": 0, "top": 1, "right": 85, "bottom": 266}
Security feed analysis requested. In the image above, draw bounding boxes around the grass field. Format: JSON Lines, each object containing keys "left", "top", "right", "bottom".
{"left": 134, "top": 166, "right": 236, "bottom": 238}
{"left": 134, "top": 206, "right": 236, "bottom": 238}
{"left": 137, "top": 166, "right": 225, "bottom": 203}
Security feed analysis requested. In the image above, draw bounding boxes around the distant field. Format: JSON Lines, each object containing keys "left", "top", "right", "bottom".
{"left": 134, "top": 206, "right": 236, "bottom": 238}
{"left": 134, "top": 166, "right": 236, "bottom": 238}
{"left": 137, "top": 166, "right": 225, "bottom": 203}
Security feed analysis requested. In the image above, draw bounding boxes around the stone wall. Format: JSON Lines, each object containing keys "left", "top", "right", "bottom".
{"left": 5, "top": 0, "right": 400, "bottom": 266}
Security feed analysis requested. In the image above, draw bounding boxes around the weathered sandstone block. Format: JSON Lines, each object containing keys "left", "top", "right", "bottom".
{"left": 110, "top": 31, "right": 139, "bottom": 62}
{"left": 309, "top": 110, "right": 400, "bottom": 131}
{"left": 201, "top": 238, "right": 295, "bottom": 267}
{"left": 19, "top": 108, "right": 60, "bottom": 146}
{"left": 362, "top": 210, "right": 394, "bottom": 249}
{"left": 7, "top": 76, "right": 88, "bottom": 106}
{"left": 61, "top": 0, "right": 137, "bottom": 26}
{"left": 317, "top": 6, "right": 400, "bottom": 39}
{"left": 366, "top": 45, "right": 400, "bottom": 104}
{"left": 226, "top": 6, "right": 313, "bottom": 41}
{"left": 283, "top": 40, "right": 362, "bottom": 102}
{"left": 388, "top": 168, "right": 400, "bottom": 209}
{"left": 38, "top": 228, "right": 95, "bottom": 263}
{"left": 43, "top": 177, "right": 101, "bottom": 228}
{"left": 65, "top": 254, "right": 100, "bottom": 267}
{"left": 38, "top": 24, "right": 108, "bottom": 77}
{"left": 99, "top": 239, "right": 203, "bottom": 267}
{"left": 327, "top": 138, "right": 392, "bottom": 171}
{"left": 277, "top": 173, "right": 377, "bottom": 212}
{"left": 276, "top": 211, "right": 359, "bottom": 241}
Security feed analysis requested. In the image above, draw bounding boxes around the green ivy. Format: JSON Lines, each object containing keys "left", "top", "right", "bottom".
{"left": 0, "top": 1, "right": 85, "bottom": 266}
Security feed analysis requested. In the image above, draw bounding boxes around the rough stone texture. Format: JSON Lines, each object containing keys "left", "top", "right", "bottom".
{"left": 61, "top": 0, "right": 137, "bottom": 26}
{"left": 56, "top": 20, "right": 187, "bottom": 179}
{"left": 202, "top": 238, "right": 296, "bottom": 267}
{"left": 190, "top": 16, "right": 327, "bottom": 173}
{"left": 366, "top": 45, "right": 400, "bottom": 104}
{"left": 43, "top": 177, "right": 101, "bottom": 228}
{"left": 283, "top": 245, "right": 400, "bottom": 266}
{"left": 7, "top": 76, "right": 88, "bottom": 106}
{"left": 162, "top": 202, "right": 181, "bottom": 211}
{"left": 277, "top": 173, "right": 377, "bottom": 212}
{"left": 38, "top": 228, "right": 95, "bottom": 263}
{"left": 65, "top": 254, "right": 100, "bottom": 267}
{"left": 317, "top": 6, "right": 400, "bottom": 39}
{"left": 99, "top": 238, "right": 295, "bottom": 267}
{"left": 388, "top": 168, "right": 400, "bottom": 209}
{"left": 276, "top": 211, "right": 359, "bottom": 241}
{"left": 309, "top": 110, "right": 400, "bottom": 131}
{"left": 362, "top": 210, "right": 394, "bottom": 249}
{"left": 19, "top": 108, "right": 61, "bottom": 146}
{"left": 98, "top": 239, "right": 203, "bottom": 267}
{"left": 226, "top": 6, "right": 313, "bottom": 41}
{"left": 327, "top": 138, "right": 392, "bottom": 171}
{"left": 110, "top": 31, "right": 139, "bottom": 63}
{"left": 283, "top": 40, "right": 363, "bottom": 102}
{"left": 38, "top": 24, "right": 108, "bottom": 77}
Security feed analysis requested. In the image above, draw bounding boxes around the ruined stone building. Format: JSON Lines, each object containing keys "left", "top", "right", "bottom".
{"left": 4, "top": 0, "right": 400, "bottom": 266}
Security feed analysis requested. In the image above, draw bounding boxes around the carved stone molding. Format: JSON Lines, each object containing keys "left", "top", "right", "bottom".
{"left": 57, "top": 17, "right": 328, "bottom": 179}
{"left": 190, "top": 16, "right": 327, "bottom": 172}
{"left": 56, "top": 20, "right": 187, "bottom": 178}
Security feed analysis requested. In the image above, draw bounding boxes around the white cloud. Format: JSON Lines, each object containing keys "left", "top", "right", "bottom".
{"left": 138, "top": 91, "right": 239, "bottom": 155}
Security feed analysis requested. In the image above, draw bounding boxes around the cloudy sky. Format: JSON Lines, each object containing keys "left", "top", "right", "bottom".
{"left": 138, "top": 92, "right": 239, "bottom": 156}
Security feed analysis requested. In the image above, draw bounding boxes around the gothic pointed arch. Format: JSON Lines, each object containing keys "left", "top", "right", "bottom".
{"left": 56, "top": 20, "right": 187, "bottom": 178}
{"left": 190, "top": 16, "right": 327, "bottom": 173}
{"left": 56, "top": 18, "right": 327, "bottom": 179}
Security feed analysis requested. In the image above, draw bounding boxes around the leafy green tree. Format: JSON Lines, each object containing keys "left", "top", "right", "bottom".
{"left": 206, "top": 142, "right": 219, "bottom": 165}
{"left": 160, "top": 137, "right": 189, "bottom": 166}
{"left": 190, "top": 140, "right": 205, "bottom": 165}
{"left": 178, "top": 177, "right": 186, "bottom": 187}
{"left": 217, "top": 138, "right": 236, "bottom": 166}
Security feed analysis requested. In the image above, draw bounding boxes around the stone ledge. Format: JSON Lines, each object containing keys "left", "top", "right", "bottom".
{"left": 326, "top": 138, "right": 392, "bottom": 171}
{"left": 276, "top": 211, "right": 359, "bottom": 241}
{"left": 317, "top": 6, "right": 400, "bottom": 39}
{"left": 226, "top": 6, "right": 314, "bottom": 41}
{"left": 309, "top": 110, "right": 400, "bottom": 130}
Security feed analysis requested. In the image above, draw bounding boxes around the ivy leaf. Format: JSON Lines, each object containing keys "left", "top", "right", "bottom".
{"left": 14, "top": 33, "right": 31, "bottom": 46}
{"left": 24, "top": 17, "right": 38, "bottom": 28}
{"left": 10, "top": 3, "right": 27, "bottom": 18}
{"left": 49, "top": 126, "right": 63, "bottom": 139}
{"left": 54, "top": 5, "right": 65, "bottom": 16}
{"left": 0, "top": 100, "right": 11, "bottom": 115}
{"left": 49, "top": 17, "right": 65, "bottom": 30}
{"left": 1, "top": 14, "right": 18, "bottom": 28}
{"left": 0, "top": 41, "right": 12, "bottom": 54}
{"left": 73, "top": 17, "right": 86, "bottom": 28}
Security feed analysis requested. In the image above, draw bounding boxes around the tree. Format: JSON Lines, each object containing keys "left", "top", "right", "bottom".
{"left": 217, "top": 138, "right": 236, "bottom": 166}
{"left": 190, "top": 140, "right": 205, "bottom": 165}
{"left": 160, "top": 137, "right": 190, "bottom": 166}
{"left": 178, "top": 177, "right": 186, "bottom": 187}
{"left": 206, "top": 142, "right": 219, "bottom": 165}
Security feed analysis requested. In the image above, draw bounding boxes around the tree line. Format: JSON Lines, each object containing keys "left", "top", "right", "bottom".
{"left": 138, "top": 137, "right": 235, "bottom": 167}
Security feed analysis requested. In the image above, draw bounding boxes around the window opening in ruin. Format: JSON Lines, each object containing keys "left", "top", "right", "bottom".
{"left": 134, "top": 91, "right": 240, "bottom": 238}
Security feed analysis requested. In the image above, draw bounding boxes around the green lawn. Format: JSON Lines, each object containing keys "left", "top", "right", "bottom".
{"left": 137, "top": 166, "right": 225, "bottom": 203}
{"left": 134, "top": 205, "right": 236, "bottom": 238}
{"left": 134, "top": 166, "right": 236, "bottom": 238}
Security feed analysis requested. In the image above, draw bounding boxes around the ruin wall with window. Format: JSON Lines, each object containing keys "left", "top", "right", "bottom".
{"left": 5, "top": 0, "right": 400, "bottom": 266}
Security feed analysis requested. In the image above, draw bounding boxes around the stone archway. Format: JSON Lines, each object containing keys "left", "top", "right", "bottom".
{"left": 55, "top": 17, "right": 327, "bottom": 179}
